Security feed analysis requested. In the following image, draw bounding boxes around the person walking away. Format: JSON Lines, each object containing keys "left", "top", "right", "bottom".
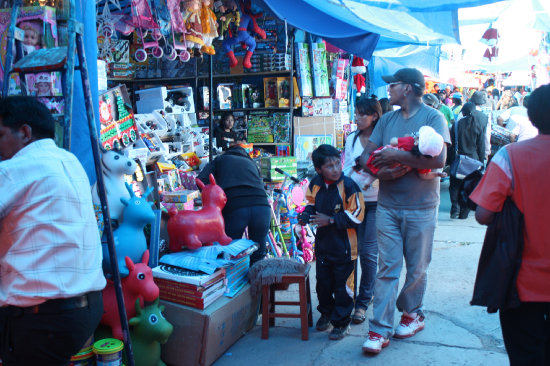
{"left": 197, "top": 143, "right": 270, "bottom": 266}
{"left": 0, "top": 96, "right": 106, "bottom": 365}
{"left": 299, "top": 144, "right": 364, "bottom": 340}
{"left": 497, "top": 96, "right": 538, "bottom": 143}
{"left": 470, "top": 91, "right": 492, "bottom": 161}
{"left": 358, "top": 68, "right": 450, "bottom": 354}
{"left": 449, "top": 102, "right": 486, "bottom": 219}
{"left": 471, "top": 84, "right": 550, "bottom": 366}
{"left": 343, "top": 97, "right": 382, "bottom": 324}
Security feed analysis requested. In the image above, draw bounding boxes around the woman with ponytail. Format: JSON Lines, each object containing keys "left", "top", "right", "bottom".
{"left": 343, "top": 97, "right": 382, "bottom": 324}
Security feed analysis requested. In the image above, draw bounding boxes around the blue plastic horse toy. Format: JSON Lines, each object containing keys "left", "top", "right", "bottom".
{"left": 103, "top": 182, "right": 155, "bottom": 277}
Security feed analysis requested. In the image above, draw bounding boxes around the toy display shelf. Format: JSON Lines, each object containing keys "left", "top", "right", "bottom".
{"left": 106, "top": 70, "right": 293, "bottom": 84}
{"left": 252, "top": 143, "right": 290, "bottom": 146}
{"left": 212, "top": 107, "right": 293, "bottom": 112}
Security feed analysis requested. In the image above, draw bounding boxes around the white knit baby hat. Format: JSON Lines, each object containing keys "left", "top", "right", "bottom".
{"left": 418, "top": 126, "right": 444, "bottom": 157}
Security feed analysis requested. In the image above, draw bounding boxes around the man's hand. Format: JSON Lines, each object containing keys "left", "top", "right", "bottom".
{"left": 376, "top": 165, "right": 410, "bottom": 180}
{"left": 371, "top": 148, "right": 402, "bottom": 168}
{"left": 310, "top": 213, "right": 332, "bottom": 227}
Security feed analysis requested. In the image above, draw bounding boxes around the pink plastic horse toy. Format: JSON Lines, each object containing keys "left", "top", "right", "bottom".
{"left": 167, "top": 174, "right": 232, "bottom": 251}
{"left": 101, "top": 250, "right": 160, "bottom": 340}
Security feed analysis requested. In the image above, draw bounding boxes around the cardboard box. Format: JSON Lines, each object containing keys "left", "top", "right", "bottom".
{"left": 161, "top": 284, "right": 259, "bottom": 366}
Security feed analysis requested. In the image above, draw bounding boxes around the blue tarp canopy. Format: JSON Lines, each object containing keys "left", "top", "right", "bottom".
{"left": 258, "top": 0, "right": 505, "bottom": 61}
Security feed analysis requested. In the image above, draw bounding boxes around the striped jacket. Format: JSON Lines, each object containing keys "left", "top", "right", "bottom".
{"left": 302, "top": 174, "right": 364, "bottom": 263}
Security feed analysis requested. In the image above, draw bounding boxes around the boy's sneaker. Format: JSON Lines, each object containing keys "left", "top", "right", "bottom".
{"left": 316, "top": 314, "right": 332, "bottom": 331}
{"left": 394, "top": 313, "right": 425, "bottom": 339}
{"left": 362, "top": 331, "right": 389, "bottom": 354}
{"left": 329, "top": 324, "right": 350, "bottom": 340}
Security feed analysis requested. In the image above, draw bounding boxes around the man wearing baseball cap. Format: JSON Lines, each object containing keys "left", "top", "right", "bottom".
{"left": 359, "top": 68, "right": 450, "bottom": 355}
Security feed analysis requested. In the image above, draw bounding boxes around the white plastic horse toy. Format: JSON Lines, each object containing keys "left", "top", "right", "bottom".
{"left": 92, "top": 150, "right": 137, "bottom": 221}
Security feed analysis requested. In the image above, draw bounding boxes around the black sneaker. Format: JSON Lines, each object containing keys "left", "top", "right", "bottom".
{"left": 329, "top": 324, "right": 350, "bottom": 340}
{"left": 316, "top": 314, "right": 332, "bottom": 331}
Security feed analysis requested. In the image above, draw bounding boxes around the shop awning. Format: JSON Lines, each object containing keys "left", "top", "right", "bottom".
{"left": 257, "top": 0, "right": 506, "bottom": 60}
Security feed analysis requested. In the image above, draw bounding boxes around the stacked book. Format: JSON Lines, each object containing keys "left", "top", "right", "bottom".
{"left": 224, "top": 256, "right": 250, "bottom": 298}
{"left": 152, "top": 265, "right": 226, "bottom": 310}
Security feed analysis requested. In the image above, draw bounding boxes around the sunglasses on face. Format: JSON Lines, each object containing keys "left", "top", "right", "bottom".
{"left": 389, "top": 82, "right": 405, "bottom": 88}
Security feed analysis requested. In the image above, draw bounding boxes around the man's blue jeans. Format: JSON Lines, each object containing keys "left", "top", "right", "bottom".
{"left": 223, "top": 205, "right": 271, "bottom": 265}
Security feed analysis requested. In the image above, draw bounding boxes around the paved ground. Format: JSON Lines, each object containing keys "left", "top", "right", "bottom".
{"left": 213, "top": 181, "right": 509, "bottom": 366}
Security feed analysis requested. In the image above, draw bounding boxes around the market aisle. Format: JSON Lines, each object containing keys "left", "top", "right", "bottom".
{"left": 213, "top": 181, "right": 508, "bottom": 366}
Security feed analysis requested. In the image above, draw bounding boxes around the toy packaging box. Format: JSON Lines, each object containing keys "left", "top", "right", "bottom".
{"left": 276, "top": 77, "right": 291, "bottom": 108}
{"left": 295, "top": 42, "right": 313, "bottom": 97}
{"left": 263, "top": 77, "right": 278, "bottom": 107}
{"left": 260, "top": 156, "right": 297, "bottom": 181}
{"left": 0, "top": 6, "right": 58, "bottom": 83}
{"left": 99, "top": 85, "right": 139, "bottom": 150}
{"left": 217, "top": 84, "right": 233, "bottom": 110}
{"left": 331, "top": 58, "right": 349, "bottom": 100}
{"left": 312, "top": 42, "right": 330, "bottom": 97}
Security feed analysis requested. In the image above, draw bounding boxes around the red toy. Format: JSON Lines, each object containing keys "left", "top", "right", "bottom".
{"left": 351, "top": 56, "right": 366, "bottom": 96}
{"left": 167, "top": 174, "right": 233, "bottom": 251}
{"left": 101, "top": 250, "right": 160, "bottom": 340}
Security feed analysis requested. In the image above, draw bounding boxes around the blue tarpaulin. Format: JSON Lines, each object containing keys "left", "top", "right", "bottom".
{"left": 73, "top": 0, "right": 100, "bottom": 184}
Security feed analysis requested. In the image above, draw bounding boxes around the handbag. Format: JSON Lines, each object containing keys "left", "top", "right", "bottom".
{"left": 450, "top": 118, "right": 484, "bottom": 179}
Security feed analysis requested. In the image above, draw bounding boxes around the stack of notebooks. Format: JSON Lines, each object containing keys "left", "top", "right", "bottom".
{"left": 152, "top": 265, "right": 226, "bottom": 310}
{"left": 224, "top": 256, "right": 250, "bottom": 298}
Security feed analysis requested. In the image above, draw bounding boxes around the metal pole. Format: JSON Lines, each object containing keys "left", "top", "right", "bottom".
{"left": 289, "top": 31, "right": 295, "bottom": 155}
{"left": 208, "top": 54, "right": 214, "bottom": 161}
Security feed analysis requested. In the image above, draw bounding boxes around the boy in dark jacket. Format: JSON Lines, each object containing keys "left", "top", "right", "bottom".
{"left": 299, "top": 144, "right": 365, "bottom": 340}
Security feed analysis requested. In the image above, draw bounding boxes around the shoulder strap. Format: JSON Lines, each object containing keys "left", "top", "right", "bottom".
{"left": 454, "top": 118, "right": 459, "bottom": 153}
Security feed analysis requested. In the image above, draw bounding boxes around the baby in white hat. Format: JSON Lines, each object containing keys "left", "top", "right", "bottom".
{"left": 352, "top": 126, "right": 446, "bottom": 189}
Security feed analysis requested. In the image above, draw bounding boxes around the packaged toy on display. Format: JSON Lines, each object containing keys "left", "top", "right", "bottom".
{"left": 98, "top": 85, "right": 139, "bottom": 150}
{"left": 222, "top": 0, "right": 266, "bottom": 69}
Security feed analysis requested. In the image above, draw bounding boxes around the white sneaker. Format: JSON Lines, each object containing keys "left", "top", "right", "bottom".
{"left": 362, "top": 331, "right": 389, "bottom": 354}
{"left": 394, "top": 313, "right": 425, "bottom": 339}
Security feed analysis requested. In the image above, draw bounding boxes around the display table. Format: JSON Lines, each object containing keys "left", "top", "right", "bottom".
{"left": 161, "top": 284, "right": 259, "bottom": 366}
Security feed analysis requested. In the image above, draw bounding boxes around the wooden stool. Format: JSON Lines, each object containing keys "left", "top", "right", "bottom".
{"left": 261, "top": 264, "right": 313, "bottom": 340}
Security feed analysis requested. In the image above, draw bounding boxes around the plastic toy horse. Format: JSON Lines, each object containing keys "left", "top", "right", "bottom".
{"left": 92, "top": 150, "right": 137, "bottom": 222}
{"left": 102, "top": 251, "right": 160, "bottom": 340}
{"left": 103, "top": 182, "right": 155, "bottom": 277}
{"left": 167, "top": 174, "right": 232, "bottom": 251}
{"left": 129, "top": 298, "right": 174, "bottom": 366}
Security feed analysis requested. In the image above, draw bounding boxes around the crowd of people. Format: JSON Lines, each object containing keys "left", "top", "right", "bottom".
{"left": 0, "top": 70, "right": 547, "bottom": 365}
{"left": 302, "top": 69, "right": 548, "bottom": 365}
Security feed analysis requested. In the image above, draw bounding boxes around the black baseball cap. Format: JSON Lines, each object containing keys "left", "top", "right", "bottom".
{"left": 382, "top": 68, "right": 426, "bottom": 90}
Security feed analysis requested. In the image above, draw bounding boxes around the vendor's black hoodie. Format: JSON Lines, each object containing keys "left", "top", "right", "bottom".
{"left": 197, "top": 146, "right": 269, "bottom": 214}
